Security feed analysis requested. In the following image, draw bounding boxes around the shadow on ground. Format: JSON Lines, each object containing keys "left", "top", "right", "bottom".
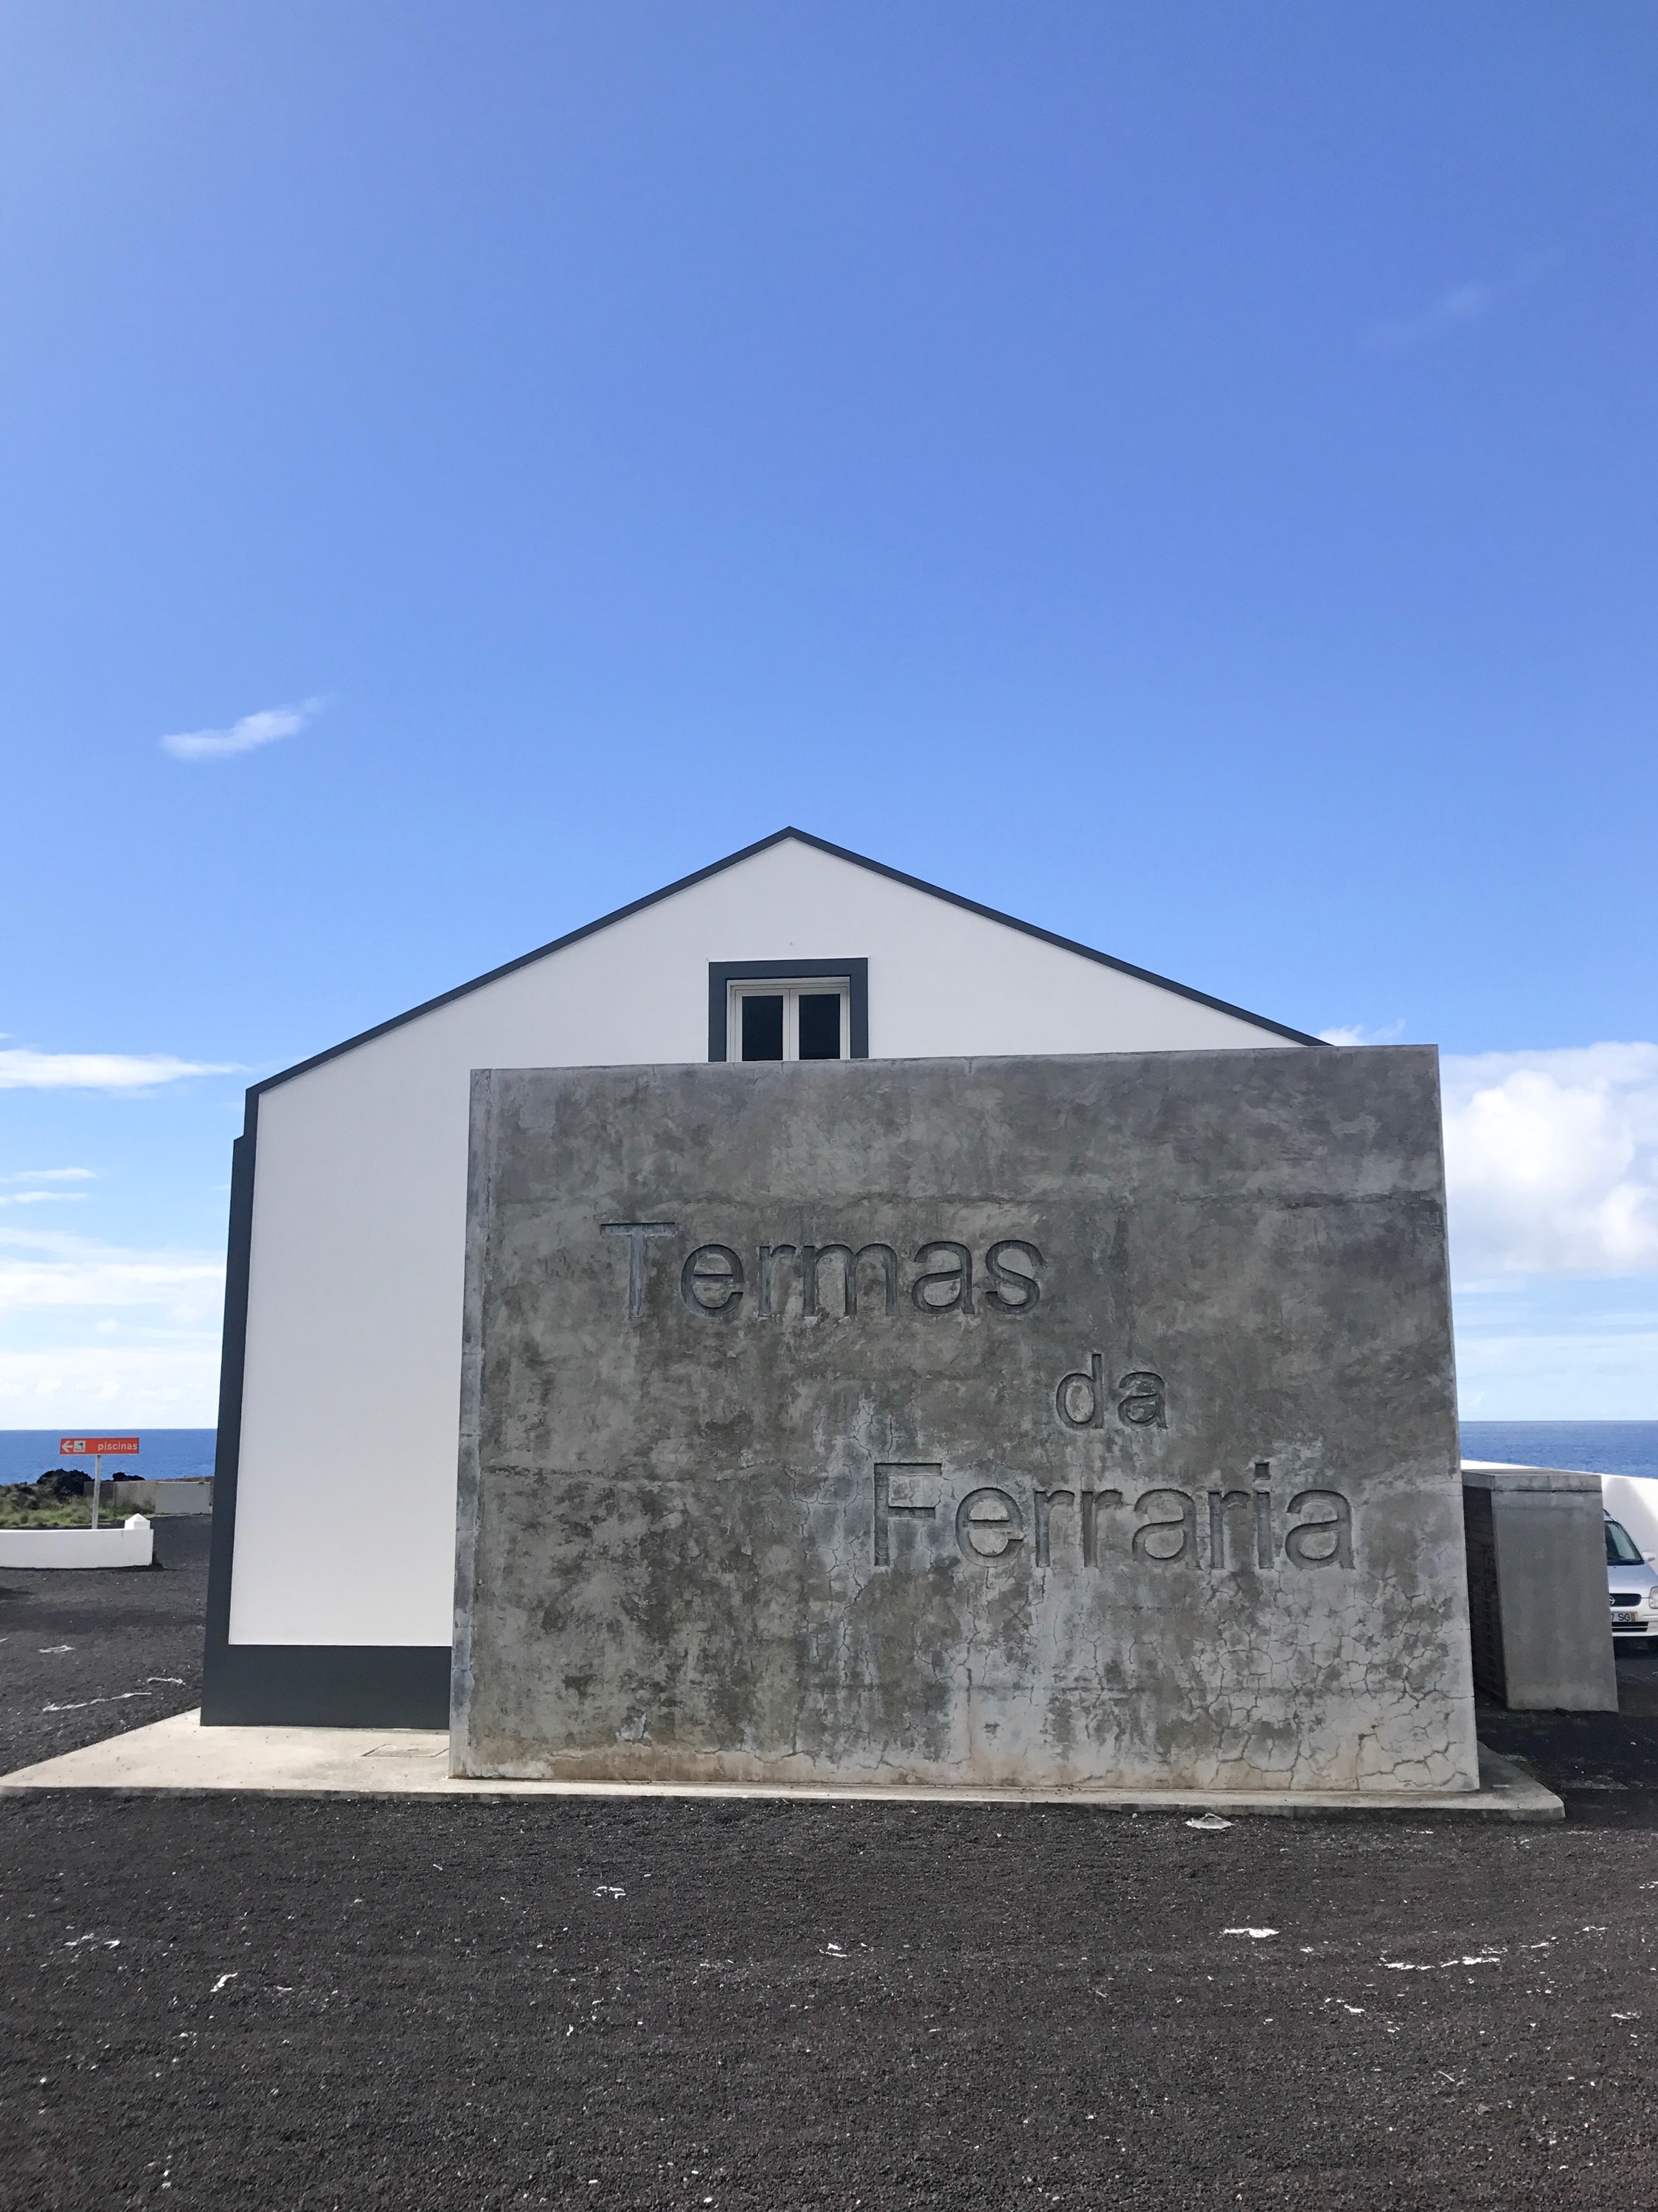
{"left": 1477, "top": 1648, "right": 1658, "bottom": 1830}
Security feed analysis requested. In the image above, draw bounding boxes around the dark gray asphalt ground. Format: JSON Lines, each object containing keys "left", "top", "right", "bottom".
{"left": 4, "top": 1543, "right": 1658, "bottom": 2211}
{"left": 0, "top": 1517, "right": 210, "bottom": 1775}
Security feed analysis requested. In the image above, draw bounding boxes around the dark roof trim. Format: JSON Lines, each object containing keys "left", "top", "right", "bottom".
{"left": 248, "top": 827, "right": 1324, "bottom": 1107}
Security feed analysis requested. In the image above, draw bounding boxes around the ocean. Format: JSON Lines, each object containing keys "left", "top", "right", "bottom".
{"left": 1458, "top": 1422, "right": 1658, "bottom": 1482}
{"left": 3, "top": 1423, "right": 1655, "bottom": 1488}
{"left": 0, "top": 1429, "right": 218, "bottom": 1486}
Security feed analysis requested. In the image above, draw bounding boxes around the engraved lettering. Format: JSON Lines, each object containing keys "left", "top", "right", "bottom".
{"left": 984, "top": 1239, "right": 1043, "bottom": 1315}
{"left": 797, "top": 1242, "right": 901, "bottom": 1318}
{"left": 1080, "top": 1486, "right": 1124, "bottom": 1566}
{"left": 800, "top": 1244, "right": 853, "bottom": 1319}
{"left": 852, "top": 1243, "right": 900, "bottom": 1317}
{"left": 1284, "top": 1489, "right": 1354, "bottom": 1568}
{"left": 1207, "top": 1489, "right": 1253, "bottom": 1568}
{"left": 912, "top": 1242, "right": 974, "bottom": 1315}
{"left": 1253, "top": 1461, "right": 1272, "bottom": 1568}
{"left": 1117, "top": 1371, "right": 1167, "bottom": 1428}
{"left": 1132, "top": 1487, "right": 1196, "bottom": 1563}
{"left": 757, "top": 1244, "right": 797, "bottom": 1319}
{"left": 873, "top": 1464, "right": 938, "bottom": 1566}
{"left": 955, "top": 1485, "right": 1024, "bottom": 1561}
{"left": 615, "top": 1228, "right": 1042, "bottom": 1324}
{"left": 600, "top": 1220, "right": 677, "bottom": 1320}
{"left": 1032, "top": 1486, "right": 1075, "bottom": 1566}
{"left": 1055, "top": 1352, "right": 1106, "bottom": 1430}
{"left": 679, "top": 1244, "right": 745, "bottom": 1316}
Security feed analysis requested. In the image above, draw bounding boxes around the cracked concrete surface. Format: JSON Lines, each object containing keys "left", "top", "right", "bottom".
{"left": 454, "top": 1048, "right": 1478, "bottom": 1794}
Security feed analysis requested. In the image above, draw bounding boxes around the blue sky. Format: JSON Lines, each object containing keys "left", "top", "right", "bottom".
{"left": 2, "top": 3, "right": 1656, "bottom": 1422}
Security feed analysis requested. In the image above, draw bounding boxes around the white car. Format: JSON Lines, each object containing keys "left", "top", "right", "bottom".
{"left": 1606, "top": 1514, "right": 1658, "bottom": 1641}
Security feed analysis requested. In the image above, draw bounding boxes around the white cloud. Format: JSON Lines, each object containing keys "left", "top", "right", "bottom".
{"left": 161, "top": 695, "right": 323, "bottom": 762}
{"left": 1442, "top": 1044, "right": 1658, "bottom": 1278}
{"left": 1454, "top": 1322, "right": 1658, "bottom": 1422}
{"left": 0, "top": 1048, "right": 235, "bottom": 1091}
{"left": 1318, "top": 1021, "right": 1405, "bottom": 1047}
{"left": 1309, "top": 1042, "right": 1658, "bottom": 1409}
{"left": 0, "top": 1344, "right": 222, "bottom": 1426}
{"left": 0, "top": 1168, "right": 93, "bottom": 1204}
{"left": 0, "top": 1228, "right": 224, "bottom": 1326}
{"left": 1371, "top": 279, "right": 1502, "bottom": 346}
{"left": 0, "top": 1230, "right": 226, "bottom": 1422}
{"left": 1368, "top": 257, "right": 1552, "bottom": 349}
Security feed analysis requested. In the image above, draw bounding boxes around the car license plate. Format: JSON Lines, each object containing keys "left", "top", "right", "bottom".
{"left": 1612, "top": 1610, "right": 1640, "bottom": 1624}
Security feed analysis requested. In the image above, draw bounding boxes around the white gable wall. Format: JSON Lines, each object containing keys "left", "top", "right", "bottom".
{"left": 231, "top": 837, "right": 1301, "bottom": 1646}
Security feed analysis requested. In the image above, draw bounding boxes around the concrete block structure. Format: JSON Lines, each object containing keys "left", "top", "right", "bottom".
{"left": 111, "top": 1478, "right": 215, "bottom": 1517}
{"left": 1462, "top": 1462, "right": 1617, "bottom": 1711}
{"left": 454, "top": 1048, "right": 1477, "bottom": 1796}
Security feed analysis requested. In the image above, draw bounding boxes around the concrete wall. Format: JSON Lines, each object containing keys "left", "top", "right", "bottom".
{"left": 1462, "top": 1463, "right": 1617, "bottom": 1711}
{"left": 111, "top": 1478, "right": 214, "bottom": 1517}
{"left": 230, "top": 838, "right": 1303, "bottom": 1649}
{"left": 454, "top": 1047, "right": 1475, "bottom": 1795}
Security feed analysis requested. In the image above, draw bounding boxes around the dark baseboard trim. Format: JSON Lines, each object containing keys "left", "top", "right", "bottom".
{"left": 200, "top": 1644, "right": 450, "bottom": 1728}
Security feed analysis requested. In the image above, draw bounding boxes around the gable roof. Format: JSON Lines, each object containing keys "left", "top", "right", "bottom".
{"left": 254, "top": 826, "right": 1324, "bottom": 1099}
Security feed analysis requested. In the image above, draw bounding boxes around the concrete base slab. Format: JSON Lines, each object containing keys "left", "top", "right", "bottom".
{"left": 0, "top": 1711, "right": 1563, "bottom": 1818}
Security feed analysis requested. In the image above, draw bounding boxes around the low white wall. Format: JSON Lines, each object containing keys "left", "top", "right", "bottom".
{"left": 0, "top": 1517, "right": 154, "bottom": 1570}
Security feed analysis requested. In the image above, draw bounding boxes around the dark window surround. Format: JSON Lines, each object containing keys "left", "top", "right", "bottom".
{"left": 708, "top": 959, "right": 870, "bottom": 1062}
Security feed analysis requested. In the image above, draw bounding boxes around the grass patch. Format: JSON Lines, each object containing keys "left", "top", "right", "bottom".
{"left": 0, "top": 1500, "right": 153, "bottom": 1529}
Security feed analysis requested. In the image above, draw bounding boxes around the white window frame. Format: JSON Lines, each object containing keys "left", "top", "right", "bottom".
{"left": 727, "top": 976, "right": 851, "bottom": 1062}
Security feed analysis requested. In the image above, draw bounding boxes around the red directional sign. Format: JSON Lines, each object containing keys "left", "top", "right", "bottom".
{"left": 60, "top": 1436, "right": 139, "bottom": 1456}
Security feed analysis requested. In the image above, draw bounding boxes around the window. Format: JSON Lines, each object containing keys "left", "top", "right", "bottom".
{"left": 731, "top": 978, "right": 848, "bottom": 1061}
{"left": 1607, "top": 1517, "right": 1645, "bottom": 1568}
{"left": 707, "top": 960, "right": 870, "bottom": 1062}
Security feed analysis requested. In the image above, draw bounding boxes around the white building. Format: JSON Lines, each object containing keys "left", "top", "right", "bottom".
{"left": 204, "top": 829, "right": 1319, "bottom": 1725}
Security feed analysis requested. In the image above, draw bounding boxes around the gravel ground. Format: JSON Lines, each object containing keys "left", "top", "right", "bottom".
{"left": 0, "top": 1518, "right": 209, "bottom": 1775}
{"left": 4, "top": 1551, "right": 1658, "bottom": 2211}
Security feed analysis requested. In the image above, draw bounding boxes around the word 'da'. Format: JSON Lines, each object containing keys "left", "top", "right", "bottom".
{"left": 1055, "top": 1353, "right": 1166, "bottom": 1431}
{"left": 601, "top": 1220, "right": 1042, "bottom": 1321}
{"left": 873, "top": 1462, "right": 1355, "bottom": 1573}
